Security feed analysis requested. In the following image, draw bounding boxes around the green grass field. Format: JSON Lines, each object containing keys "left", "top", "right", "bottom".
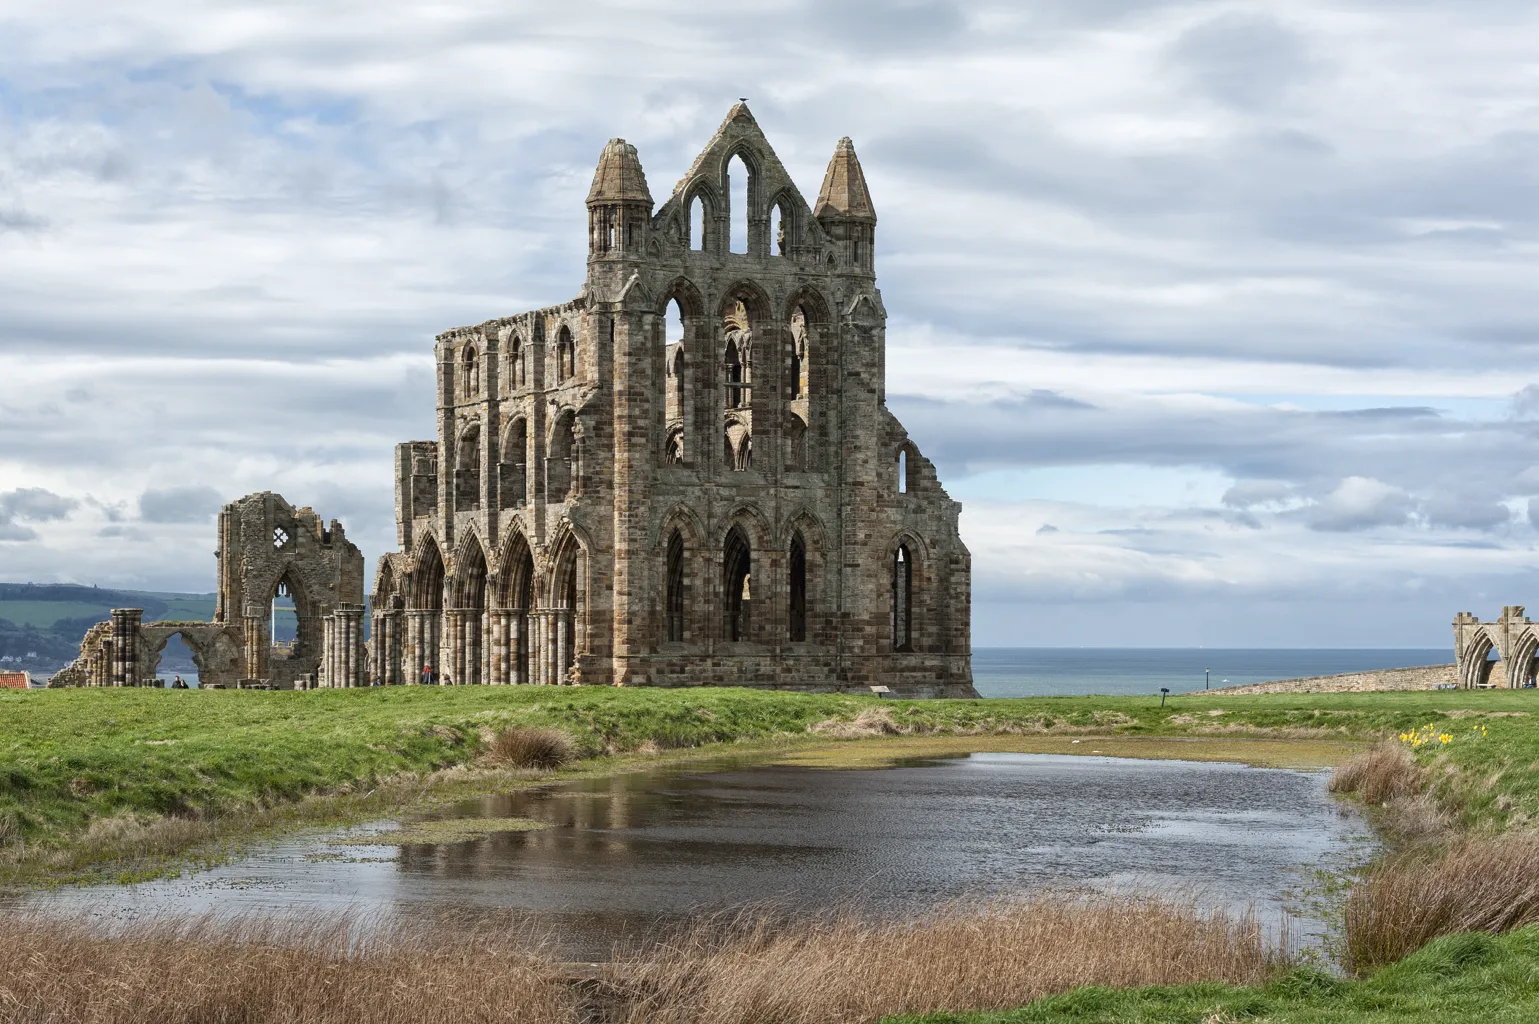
{"left": 1, "top": 685, "right": 1534, "bottom": 861}
{"left": 887, "top": 928, "right": 1539, "bottom": 1023}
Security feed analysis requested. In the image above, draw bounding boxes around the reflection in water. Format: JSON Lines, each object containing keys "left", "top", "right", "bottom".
{"left": 12, "top": 753, "right": 1372, "bottom": 958}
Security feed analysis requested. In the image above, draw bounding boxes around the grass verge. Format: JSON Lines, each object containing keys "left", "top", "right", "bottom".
{"left": 4, "top": 684, "right": 1536, "bottom": 882}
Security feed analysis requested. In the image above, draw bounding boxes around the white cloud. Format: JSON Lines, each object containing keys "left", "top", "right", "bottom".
{"left": 1, "top": 0, "right": 1538, "bottom": 643}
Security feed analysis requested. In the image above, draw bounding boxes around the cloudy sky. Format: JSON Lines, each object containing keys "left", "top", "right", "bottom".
{"left": 2, "top": 0, "right": 1538, "bottom": 647}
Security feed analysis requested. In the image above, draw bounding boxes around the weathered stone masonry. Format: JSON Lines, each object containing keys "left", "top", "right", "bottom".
{"left": 371, "top": 104, "right": 975, "bottom": 697}
{"left": 53, "top": 492, "right": 365, "bottom": 688}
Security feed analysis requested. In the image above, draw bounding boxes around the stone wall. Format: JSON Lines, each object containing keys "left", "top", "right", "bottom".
{"left": 1205, "top": 664, "right": 1457, "bottom": 695}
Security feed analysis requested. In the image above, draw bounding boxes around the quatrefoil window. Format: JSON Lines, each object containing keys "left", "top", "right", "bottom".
{"left": 273, "top": 526, "right": 289, "bottom": 549}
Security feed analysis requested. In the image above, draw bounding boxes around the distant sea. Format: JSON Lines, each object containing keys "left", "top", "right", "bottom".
{"left": 972, "top": 648, "right": 1450, "bottom": 699}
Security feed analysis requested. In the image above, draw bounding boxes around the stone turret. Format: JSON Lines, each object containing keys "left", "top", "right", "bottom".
{"left": 815, "top": 136, "right": 877, "bottom": 273}
{"left": 587, "top": 137, "right": 653, "bottom": 261}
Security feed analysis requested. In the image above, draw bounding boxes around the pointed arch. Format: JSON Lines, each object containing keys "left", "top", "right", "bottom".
{"left": 555, "top": 324, "right": 576, "bottom": 382}
{"left": 727, "top": 152, "right": 751, "bottom": 254}
{"left": 495, "top": 528, "right": 536, "bottom": 684}
{"left": 1511, "top": 629, "right": 1539, "bottom": 689}
{"left": 507, "top": 333, "right": 525, "bottom": 390}
{"left": 684, "top": 182, "right": 720, "bottom": 252}
{"left": 500, "top": 416, "right": 528, "bottom": 507}
{"left": 892, "top": 543, "right": 913, "bottom": 652}
{"left": 547, "top": 410, "right": 578, "bottom": 500}
{"left": 456, "top": 421, "right": 482, "bottom": 509}
{"left": 666, "top": 529, "right": 686, "bottom": 642}
{"left": 548, "top": 527, "right": 590, "bottom": 683}
{"left": 461, "top": 343, "right": 480, "bottom": 397}
{"left": 723, "top": 525, "right": 752, "bottom": 642}
{"left": 412, "top": 535, "right": 445, "bottom": 610}
{"left": 788, "top": 531, "right": 806, "bottom": 643}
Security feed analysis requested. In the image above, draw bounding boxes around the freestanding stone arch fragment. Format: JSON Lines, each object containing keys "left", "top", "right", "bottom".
{"left": 52, "top": 492, "right": 366, "bottom": 689}
{"left": 1453, "top": 606, "right": 1539, "bottom": 689}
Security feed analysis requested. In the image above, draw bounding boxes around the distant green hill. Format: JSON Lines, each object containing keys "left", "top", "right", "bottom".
{"left": 0, "top": 584, "right": 217, "bottom": 676}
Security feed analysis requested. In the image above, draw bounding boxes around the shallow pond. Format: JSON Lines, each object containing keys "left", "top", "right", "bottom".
{"left": 14, "top": 752, "right": 1373, "bottom": 957}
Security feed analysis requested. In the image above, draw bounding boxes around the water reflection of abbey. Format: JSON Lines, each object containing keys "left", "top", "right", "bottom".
{"left": 370, "top": 104, "right": 975, "bottom": 697}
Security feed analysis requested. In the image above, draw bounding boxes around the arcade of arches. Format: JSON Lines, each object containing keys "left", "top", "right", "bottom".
{"left": 368, "top": 104, "right": 974, "bottom": 696}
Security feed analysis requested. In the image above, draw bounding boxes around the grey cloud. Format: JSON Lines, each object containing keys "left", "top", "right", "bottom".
{"left": 1304, "top": 477, "right": 1413, "bottom": 532}
{"left": 1036, "top": 524, "right": 1059, "bottom": 534}
{"left": 1423, "top": 495, "right": 1513, "bottom": 530}
{"left": 139, "top": 486, "right": 223, "bottom": 523}
{"left": 1222, "top": 479, "right": 1295, "bottom": 509}
{"left": 1, "top": 487, "right": 76, "bottom": 521}
{"left": 1167, "top": 12, "right": 1319, "bottom": 110}
{"left": 1510, "top": 384, "right": 1539, "bottom": 420}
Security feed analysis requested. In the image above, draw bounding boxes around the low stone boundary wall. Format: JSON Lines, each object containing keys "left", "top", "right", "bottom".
{"left": 1202, "top": 663, "right": 1456, "bottom": 695}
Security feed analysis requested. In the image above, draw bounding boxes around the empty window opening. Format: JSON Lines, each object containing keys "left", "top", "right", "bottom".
{"left": 789, "top": 532, "right": 807, "bottom": 642}
{"left": 892, "top": 545, "right": 913, "bottom": 652}
{"left": 666, "top": 529, "right": 685, "bottom": 642}
{"left": 728, "top": 154, "right": 749, "bottom": 254}
{"left": 560, "top": 559, "right": 577, "bottom": 676}
{"left": 272, "top": 579, "right": 298, "bottom": 649}
{"left": 690, "top": 196, "right": 705, "bottom": 251}
{"left": 897, "top": 449, "right": 908, "bottom": 493}
{"left": 509, "top": 336, "right": 524, "bottom": 389}
{"left": 770, "top": 202, "right": 784, "bottom": 256}
{"left": 790, "top": 305, "right": 808, "bottom": 400}
{"left": 665, "top": 298, "right": 684, "bottom": 346}
{"left": 723, "top": 527, "right": 752, "bottom": 641}
{"left": 462, "top": 345, "right": 479, "bottom": 396}
{"left": 501, "top": 419, "right": 527, "bottom": 506}
{"left": 456, "top": 424, "right": 481, "bottom": 510}
{"left": 556, "top": 326, "right": 575, "bottom": 382}
{"left": 548, "top": 414, "right": 577, "bottom": 499}
{"left": 785, "top": 413, "right": 807, "bottom": 473}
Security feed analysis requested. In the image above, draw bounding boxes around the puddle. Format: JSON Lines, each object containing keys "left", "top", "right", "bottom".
{"left": 10, "top": 752, "right": 1373, "bottom": 958}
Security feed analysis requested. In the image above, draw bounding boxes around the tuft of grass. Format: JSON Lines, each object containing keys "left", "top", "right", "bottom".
{"left": 1329, "top": 739, "right": 1426, "bottom": 805}
{"left": 1344, "top": 834, "right": 1539, "bottom": 974}
{"left": 486, "top": 725, "right": 576, "bottom": 769}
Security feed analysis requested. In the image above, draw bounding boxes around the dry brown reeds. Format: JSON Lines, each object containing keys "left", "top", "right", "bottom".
{"left": 0, "top": 897, "right": 1288, "bottom": 1024}
{"left": 1328, "top": 739, "right": 1426, "bottom": 805}
{"left": 0, "top": 914, "right": 577, "bottom": 1024}
{"left": 612, "top": 897, "right": 1287, "bottom": 1024}
{"left": 486, "top": 725, "right": 576, "bottom": 770}
{"left": 1345, "top": 833, "right": 1539, "bottom": 973}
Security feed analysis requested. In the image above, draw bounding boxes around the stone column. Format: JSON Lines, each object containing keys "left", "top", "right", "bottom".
{"left": 243, "top": 604, "right": 267, "bottom": 682}
{"left": 109, "top": 608, "right": 142, "bottom": 687}
{"left": 510, "top": 611, "right": 525, "bottom": 684}
{"left": 321, "top": 613, "right": 335, "bottom": 687}
{"left": 555, "top": 610, "right": 569, "bottom": 684}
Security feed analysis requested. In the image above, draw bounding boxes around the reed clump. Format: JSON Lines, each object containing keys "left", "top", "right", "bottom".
{"left": 1328, "top": 739, "right": 1426, "bottom": 805}
{"left": 486, "top": 725, "right": 576, "bottom": 770}
{"left": 0, "top": 914, "right": 577, "bottom": 1024}
{"left": 1345, "top": 834, "right": 1539, "bottom": 974}
{"left": 612, "top": 897, "right": 1286, "bottom": 1024}
{"left": 0, "top": 898, "right": 1287, "bottom": 1024}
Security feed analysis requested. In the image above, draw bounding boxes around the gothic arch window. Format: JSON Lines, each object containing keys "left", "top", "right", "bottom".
{"left": 555, "top": 325, "right": 575, "bottom": 383}
{"left": 788, "top": 531, "right": 807, "bottom": 642}
{"left": 665, "top": 298, "right": 686, "bottom": 464}
{"left": 548, "top": 412, "right": 577, "bottom": 500}
{"left": 897, "top": 448, "right": 909, "bottom": 494}
{"left": 500, "top": 418, "right": 527, "bottom": 507}
{"left": 769, "top": 200, "right": 787, "bottom": 256}
{"left": 892, "top": 543, "right": 913, "bottom": 652}
{"left": 666, "top": 529, "right": 685, "bottom": 642}
{"left": 723, "top": 526, "right": 751, "bottom": 641}
{"left": 456, "top": 424, "right": 481, "bottom": 510}
{"left": 689, "top": 195, "right": 706, "bottom": 251}
{"left": 462, "top": 345, "right": 479, "bottom": 397}
{"left": 509, "top": 335, "right": 524, "bottom": 390}
{"left": 727, "top": 154, "right": 750, "bottom": 254}
{"left": 785, "top": 413, "right": 807, "bottom": 473}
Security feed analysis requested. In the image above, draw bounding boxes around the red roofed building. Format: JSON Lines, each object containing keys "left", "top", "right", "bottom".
{"left": 0, "top": 670, "right": 32, "bottom": 689}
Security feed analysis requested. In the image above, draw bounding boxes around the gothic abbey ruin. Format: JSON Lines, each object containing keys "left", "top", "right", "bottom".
{"left": 1453, "top": 606, "right": 1539, "bottom": 689}
{"left": 368, "top": 104, "right": 974, "bottom": 696}
{"left": 53, "top": 492, "right": 366, "bottom": 688}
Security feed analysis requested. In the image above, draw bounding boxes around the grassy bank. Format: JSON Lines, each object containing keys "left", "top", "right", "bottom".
{"left": 3, "top": 685, "right": 1536, "bottom": 881}
{"left": 888, "top": 927, "right": 1539, "bottom": 1024}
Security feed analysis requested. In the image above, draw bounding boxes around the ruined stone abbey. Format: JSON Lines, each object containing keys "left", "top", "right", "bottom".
{"left": 369, "top": 104, "right": 974, "bottom": 696}
{"left": 56, "top": 105, "right": 975, "bottom": 697}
